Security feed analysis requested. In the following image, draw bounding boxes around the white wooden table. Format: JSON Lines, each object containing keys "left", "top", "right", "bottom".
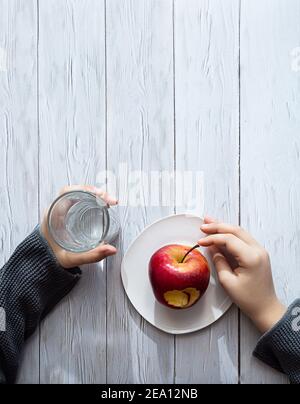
{"left": 1, "top": 0, "right": 300, "bottom": 384}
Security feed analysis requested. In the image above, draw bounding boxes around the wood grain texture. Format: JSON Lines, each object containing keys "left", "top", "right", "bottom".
{"left": 38, "top": 0, "right": 107, "bottom": 384}
{"left": 0, "top": 0, "right": 39, "bottom": 384}
{"left": 0, "top": 0, "right": 299, "bottom": 384}
{"left": 174, "top": 0, "right": 240, "bottom": 383}
{"left": 240, "top": 0, "right": 300, "bottom": 384}
{"left": 106, "top": 0, "right": 175, "bottom": 383}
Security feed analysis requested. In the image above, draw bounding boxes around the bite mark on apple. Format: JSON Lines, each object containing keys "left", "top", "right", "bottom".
{"left": 164, "top": 288, "right": 200, "bottom": 308}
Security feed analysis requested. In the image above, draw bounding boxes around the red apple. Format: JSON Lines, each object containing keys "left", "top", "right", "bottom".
{"left": 149, "top": 244, "right": 210, "bottom": 309}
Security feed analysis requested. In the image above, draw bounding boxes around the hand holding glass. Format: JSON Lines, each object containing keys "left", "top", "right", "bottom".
{"left": 48, "top": 191, "right": 120, "bottom": 253}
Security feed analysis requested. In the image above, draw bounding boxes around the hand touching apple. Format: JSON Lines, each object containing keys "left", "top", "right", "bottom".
{"left": 198, "top": 217, "right": 286, "bottom": 333}
{"left": 41, "top": 185, "right": 118, "bottom": 269}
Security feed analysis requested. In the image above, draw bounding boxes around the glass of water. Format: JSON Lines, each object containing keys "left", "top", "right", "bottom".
{"left": 48, "top": 191, "right": 120, "bottom": 253}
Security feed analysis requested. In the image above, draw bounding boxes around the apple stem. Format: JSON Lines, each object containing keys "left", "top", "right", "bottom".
{"left": 181, "top": 244, "right": 200, "bottom": 263}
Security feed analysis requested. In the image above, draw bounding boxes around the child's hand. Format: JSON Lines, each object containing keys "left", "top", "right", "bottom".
{"left": 41, "top": 185, "right": 118, "bottom": 269}
{"left": 198, "top": 217, "right": 286, "bottom": 333}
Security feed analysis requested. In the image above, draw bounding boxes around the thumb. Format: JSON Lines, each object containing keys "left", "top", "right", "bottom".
{"left": 79, "top": 244, "right": 117, "bottom": 265}
{"left": 210, "top": 247, "right": 236, "bottom": 288}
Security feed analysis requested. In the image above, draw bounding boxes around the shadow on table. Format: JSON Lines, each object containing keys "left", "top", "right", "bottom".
{"left": 125, "top": 302, "right": 238, "bottom": 384}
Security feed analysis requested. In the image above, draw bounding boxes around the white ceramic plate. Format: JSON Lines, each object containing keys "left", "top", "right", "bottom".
{"left": 121, "top": 214, "right": 232, "bottom": 334}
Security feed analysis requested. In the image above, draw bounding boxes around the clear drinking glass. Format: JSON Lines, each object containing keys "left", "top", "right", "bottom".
{"left": 48, "top": 191, "right": 120, "bottom": 253}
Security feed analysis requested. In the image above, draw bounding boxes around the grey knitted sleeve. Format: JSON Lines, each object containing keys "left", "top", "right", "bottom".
{"left": 253, "top": 299, "right": 300, "bottom": 384}
{"left": 0, "top": 227, "right": 81, "bottom": 384}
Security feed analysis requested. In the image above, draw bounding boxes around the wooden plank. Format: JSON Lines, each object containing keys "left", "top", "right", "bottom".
{"left": 106, "top": 0, "right": 175, "bottom": 383}
{"left": 174, "top": 0, "right": 240, "bottom": 383}
{"left": 240, "top": 0, "right": 300, "bottom": 384}
{"left": 0, "top": 0, "right": 39, "bottom": 384}
{"left": 38, "top": 0, "right": 107, "bottom": 383}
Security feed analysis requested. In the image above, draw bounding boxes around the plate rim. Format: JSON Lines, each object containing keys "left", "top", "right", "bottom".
{"left": 121, "top": 213, "right": 232, "bottom": 335}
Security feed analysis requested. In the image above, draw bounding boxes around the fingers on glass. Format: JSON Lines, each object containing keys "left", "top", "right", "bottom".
{"left": 59, "top": 185, "right": 118, "bottom": 206}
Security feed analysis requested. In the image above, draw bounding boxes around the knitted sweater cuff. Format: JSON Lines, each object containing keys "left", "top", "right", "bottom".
{"left": 253, "top": 299, "right": 300, "bottom": 384}
{"left": 0, "top": 227, "right": 81, "bottom": 383}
